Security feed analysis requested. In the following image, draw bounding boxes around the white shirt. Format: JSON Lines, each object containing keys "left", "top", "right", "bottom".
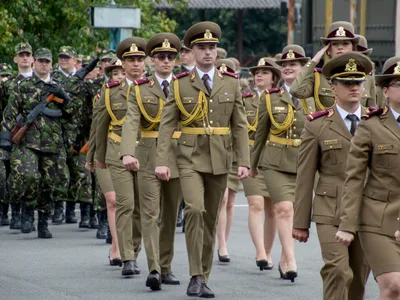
{"left": 20, "top": 70, "right": 33, "bottom": 78}
{"left": 125, "top": 78, "right": 133, "bottom": 86}
{"left": 196, "top": 67, "right": 215, "bottom": 89}
{"left": 336, "top": 104, "right": 362, "bottom": 132}
{"left": 40, "top": 75, "right": 51, "bottom": 83}
{"left": 155, "top": 73, "right": 173, "bottom": 86}
{"left": 284, "top": 84, "right": 293, "bottom": 99}
{"left": 58, "top": 66, "right": 76, "bottom": 78}
{"left": 390, "top": 108, "right": 400, "bottom": 126}
{"left": 183, "top": 65, "right": 195, "bottom": 72}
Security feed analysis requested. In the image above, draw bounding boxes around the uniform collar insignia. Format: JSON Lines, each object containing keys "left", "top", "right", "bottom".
{"left": 327, "top": 108, "right": 335, "bottom": 117}
{"left": 149, "top": 78, "right": 155, "bottom": 87}
{"left": 217, "top": 70, "right": 223, "bottom": 78}
{"left": 190, "top": 71, "right": 196, "bottom": 81}
{"left": 121, "top": 81, "right": 126, "bottom": 88}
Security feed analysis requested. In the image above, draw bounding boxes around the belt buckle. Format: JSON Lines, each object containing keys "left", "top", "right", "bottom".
{"left": 205, "top": 126, "right": 213, "bottom": 136}
{"left": 293, "top": 139, "right": 302, "bottom": 147}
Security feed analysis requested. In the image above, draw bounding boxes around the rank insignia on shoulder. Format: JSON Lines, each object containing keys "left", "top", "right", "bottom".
{"left": 265, "top": 88, "right": 280, "bottom": 94}
{"left": 362, "top": 106, "right": 388, "bottom": 119}
{"left": 135, "top": 78, "right": 150, "bottom": 85}
{"left": 221, "top": 71, "right": 238, "bottom": 79}
{"left": 242, "top": 93, "right": 254, "bottom": 98}
{"left": 314, "top": 68, "right": 322, "bottom": 73}
{"left": 174, "top": 71, "right": 188, "bottom": 80}
{"left": 307, "top": 109, "right": 331, "bottom": 121}
{"left": 105, "top": 81, "right": 120, "bottom": 88}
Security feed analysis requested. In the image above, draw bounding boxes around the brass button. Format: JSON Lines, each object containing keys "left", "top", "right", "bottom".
{"left": 294, "top": 118, "right": 297, "bottom": 122}
{"left": 330, "top": 146, "right": 333, "bottom": 149}
{"left": 210, "top": 109, "right": 213, "bottom": 113}
{"left": 189, "top": 100, "right": 192, "bottom": 103}
{"left": 323, "top": 192, "right": 326, "bottom": 195}
{"left": 293, "top": 126, "right": 296, "bottom": 130}
{"left": 210, "top": 99, "right": 213, "bottom": 103}
{"left": 210, "top": 120, "right": 213, "bottom": 124}
{"left": 227, "top": 98, "right": 230, "bottom": 101}
{"left": 293, "top": 134, "right": 297, "bottom": 137}
{"left": 293, "top": 110, "right": 296, "bottom": 113}
{"left": 183, "top": 141, "right": 186, "bottom": 144}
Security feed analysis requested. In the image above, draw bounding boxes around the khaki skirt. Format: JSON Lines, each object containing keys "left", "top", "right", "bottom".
{"left": 359, "top": 232, "right": 400, "bottom": 278}
{"left": 242, "top": 171, "right": 270, "bottom": 198}
{"left": 96, "top": 167, "right": 114, "bottom": 194}
{"left": 262, "top": 168, "right": 296, "bottom": 204}
{"left": 227, "top": 163, "right": 239, "bottom": 193}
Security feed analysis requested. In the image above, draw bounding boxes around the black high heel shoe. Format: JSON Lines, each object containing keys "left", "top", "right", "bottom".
{"left": 256, "top": 259, "right": 268, "bottom": 271}
{"left": 278, "top": 263, "right": 287, "bottom": 279}
{"left": 108, "top": 250, "right": 123, "bottom": 267}
{"left": 218, "top": 250, "right": 230, "bottom": 263}
{"left": 285, "top": 270, "right": 298, "bottom": 283}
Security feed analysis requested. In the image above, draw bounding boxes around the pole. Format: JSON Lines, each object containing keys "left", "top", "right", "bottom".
{"left": 360, "top": 0, "right": 367, "bottom": 37}
{"left": 238, "top": 10, "right": 243, "bottom": 64}
{"left": 350, "top": 0, "right": 357, "bottom": 29}
{"left": 287, "top": 0, "right": 295, "bottom": 44}
{"left": 396, "top": 0, "right": 400, "bottom": 56}
{"left": 325, "top": 0, "right": 333, "bottom": 36}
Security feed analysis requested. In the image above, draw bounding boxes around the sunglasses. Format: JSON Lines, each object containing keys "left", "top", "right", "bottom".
{"left": 155, "top": 54, "right": 176, "bottom": 61}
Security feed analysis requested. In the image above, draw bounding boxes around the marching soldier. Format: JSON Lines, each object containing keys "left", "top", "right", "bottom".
{"left": 0, "top": 48, "right": 71, "bottom": 238}
{"left": 290, "top": 21, "right": 376, "bottom": 109}
{"left": 95, "top": 37, "right": 145, "bottom": 277}
{"left": 155, "top": 21, "right": 249, "bottom": 298}
{"left": 293, "top": 52, "right": 372, "bottom": 300}
{"left": 120, "top": 32, "right": 182, "bottom": 291}
{"left": 250, "top": 45, "right": 316, "bottom": 282}
{"left": 337, "top": 56, "right": 400, "bottom": 299}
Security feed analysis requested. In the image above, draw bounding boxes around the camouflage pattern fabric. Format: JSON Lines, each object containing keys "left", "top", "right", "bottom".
{"left": 92, "top": 173, "right": 106, "bottom": 211}
{"left": 0, "top": 156, "right": 8, "bottom": 204}
{"left": 65, "top": 151, "right": 92, "bottom": 203}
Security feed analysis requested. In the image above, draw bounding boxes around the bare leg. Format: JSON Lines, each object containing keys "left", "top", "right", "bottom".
{"left": 217, "top": 188, "right": 229, "bottom": 256}
{"left": 224, "top": 189, "right": 237, "bottom": 243}
{"left": 263, "top": 197, "right": 276, "bottom": 264}
{"left": 105, "top": 191, "right": 120, "bottom": 259}
{"left": 247, "top": 195, "right": 267, "bottom": 260}
{"left": 377, "top": 272, "right": 400, "bottom": 300}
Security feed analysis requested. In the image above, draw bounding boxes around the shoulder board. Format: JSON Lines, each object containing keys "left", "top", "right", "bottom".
{"left": 362, "top": 106, "right": 388, "bottom": 119}
{"left": 222, "top": 71, "right": 238, "bottom": 79}
{"left": 242, "top": 93, "right": 254, "bottom": 98}
{"left": 307, "top": 109, "right": 331, "bottom": 121}
{"left": 265, "top": 88, "right": 280, "bottom": 94}
{"left": 314, "top": 68, "right": 322, "bottom": 73}
{"left": 105, "top": 81, "right": 120, "bottom": 89}
{"left": 174, "top": 72, "right": 188, "bottom": 80}
{"left": 134, "top": 78, "right": 149, "bottom": 85}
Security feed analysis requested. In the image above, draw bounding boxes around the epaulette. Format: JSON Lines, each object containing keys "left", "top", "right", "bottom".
{"left": 242, "top": 93, "right": 254, "bottom": 98}
{"left": 314, "top": 68, "right": 322, "bottom": 73}
{"left": 265, "top": 88, "right": 280, "bottom": 94}
{"left": 174, "top": 71, "right": 188, "bottom": 80}
{"left": 221, "top": 71, "right": 238, "bottom": 79}
{"left": 362, "top": 106, "right": 388, "bottom": 119}
{"left": 134, "top": 78, "right": 149, "bottom": 85}
{"left": 307, "top": 109, "right": 332, "bottom": 121}
{"left": 105, "top": 81, "right": 120, "bottom": 88}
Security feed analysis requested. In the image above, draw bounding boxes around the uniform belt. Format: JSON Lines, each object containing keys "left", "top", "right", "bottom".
{"left": 141, "top": 131, "right": 181, "bottom": 139}
{"left": 268, "top": 135, "right": 302, "bottom": 147}
{"left": 182, "top": 127, "right": 230, "bottom": 135}
{"left": 108, "top": 132, "right": 121, "bottom": 143}
{"left": 249, "top": 139, "right": 255, "bottom": 146}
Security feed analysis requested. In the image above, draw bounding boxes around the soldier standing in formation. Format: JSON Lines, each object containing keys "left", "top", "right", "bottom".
{"left": 250, "top": 44, "right": 316, "bottom": 282}
{"left": 293, "top": 52, "right": 372, "bottom": 300}
{"left": 95, "top": 37, "right": 145, "bottom": 277}
{"left": 155, "top": 21, "right": 249, "bottom": 298}
{"left": 337, "top": 56, "right": 400, "bottom": 299}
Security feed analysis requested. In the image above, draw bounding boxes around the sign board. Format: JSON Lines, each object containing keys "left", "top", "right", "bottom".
{"left": 90, "top": 6, "right": 141, "bottom": 29}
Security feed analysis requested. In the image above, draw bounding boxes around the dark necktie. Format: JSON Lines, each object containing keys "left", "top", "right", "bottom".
{"left": 292, "top": 97, "right": 299, "bottom": 108}
{"left": 397, "top": 116, "right": 400, "bottom": 125}
{"left": 162, "top": 80, "right": 169, "bottom": 98}
{"left": 202, "top": 74, "right": 212, "bottom": 94}
{"left": 346, "top": 114, "right": 358, "bottom": 136}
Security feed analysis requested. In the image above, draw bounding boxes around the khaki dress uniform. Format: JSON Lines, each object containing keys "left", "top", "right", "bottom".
{"left": 339, "top": 56, "right": 400, "bottom": 278}
{"left": 119, "top": 33, "right": 183, "bottom": 281}
{"left": 156, "top": 22, "right": 249, "bottom": 287}
{"left": 290, "top": 21, "right": 376, "bottom": 110}
{"left": 251, "top": 45, "right": 315, "bottom": 203}
{"left": 95, "top": 38, "right": 146, "bottom": 266}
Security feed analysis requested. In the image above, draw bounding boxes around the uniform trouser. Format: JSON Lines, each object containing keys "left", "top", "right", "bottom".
{"left": 179, "top": 168, "right": 228, "bottom": 282}
{"left": 138, "top": 171, "right": 182, "bottom": 274}
{"left": 64, "top": 150, "right": 92, "bottom": 203}
{"left": 316, "top": 224, "right": 370, "bottom": 300}
{"left": 8, "top": 146, "right": 69, "bottom": 213}
{"left": 109, "top": 164, "right": 141, "bottom": 261}
{"left": 0, "top": 159, "right": 9, "bottom": 204}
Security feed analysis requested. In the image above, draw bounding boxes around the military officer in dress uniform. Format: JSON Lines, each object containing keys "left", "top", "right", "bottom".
{"left": 250, "top": 45, "right": 316, "bottom": 282}
{"left": 290, "top": 21, "right": 376, "bottom": 109}
{"left": 155, "top": 22, "right": 249, "bottom": 298}
{"left": 293, "top": 52, "right": 372, "bottom": 300}
{"left": 120, "top": 32, "right": 182, "bottom": 291}
{"left": 95, "top": 37, "right": 145, "bottom": 277}
{"left": 337, "top": 56, "right": 400, "bottom": 299}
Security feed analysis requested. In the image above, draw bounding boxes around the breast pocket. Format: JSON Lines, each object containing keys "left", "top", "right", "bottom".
{"left": 218, "top": 94, "right": 234, "bottom": 115}
{"left": 320, "top": 139, "right": 344, "bottom": 165}
{"left": 271, "top": 107, "right": 288, "bottom": 123}
{"left": 111, "top": 101, "right": 127, "bottom": 119}
{"left": 360, "top": 186, "right": 389, "bottom": 228}
{"left": 182, "top": 97, "right": 196, "bottom": 113}
{"left": 372, "top": 144, "right": 399, "bottom": 169}
{"left": 142, "top": 96, "right": 159, "bottom": 116}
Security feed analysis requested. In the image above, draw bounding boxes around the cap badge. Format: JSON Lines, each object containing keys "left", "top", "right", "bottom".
{"left": 335, "top": 26, "right": 346, "bottom": 37}
{"left": 21, "top": 43, "right": 26, "bottom": 48}
{"left": 130, "top": 43, "right": 138, "bottom": 52}
{"left": 2, "top": 65, "right": 6, "bottom": 70}
{"left": 393, "top": 62, "right": 400, "bottom": 75}
{"left": 204, "top": 30, "right": 213, "bottom": 39}
{"left": 287, "top": 50, "right": 295, "bottom": 59}
{"left": 345, "top": 58, "right": 357, "bottom": 72}
{"left": 62, "top": 48, "right": 67, "bottom": 53}
{"left": 162, "top": 39, "right": 171, "bottom": 48}
{"left": 258, "top": 58, "right": 266, "bottom": 66}
{"left": 86, "top": 55, "right": 91, "bottom": 60}
{"left": 103, "top": 49, "right": 107, "bottom": 53}
{"left": 116, "top": 59, "right": 122, "bottom": 66}
{"left": 219, "top": 64, "right": 227, "bottom": 73}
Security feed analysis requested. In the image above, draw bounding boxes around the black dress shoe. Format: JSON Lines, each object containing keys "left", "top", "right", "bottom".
{"left": 161, "top": 272, "right": 180, "bottom": 285}
{"left": 217, "top": 250, "right": 230, "bottom": 263}
{"left": 133, "top": 260, "right": 140, "bottom": 274}
{"left": 186, "top": 276, "right": 202, "bottom": 297}
{"left": 200, "top": 283, "right": 215, "bottom": 298}
{"left": 121, "top": 260, "right": 135, "bottom": 276}
{"left": 146, "top": 271, "right": 162, "bottom": 291}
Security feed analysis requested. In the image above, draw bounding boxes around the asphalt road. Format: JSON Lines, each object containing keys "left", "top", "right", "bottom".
{"left": 0, "top": 192, "right": 379, "bottom": 300}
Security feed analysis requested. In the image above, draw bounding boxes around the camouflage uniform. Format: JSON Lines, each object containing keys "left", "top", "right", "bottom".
{"left": 0, "top": 49, "right": 71, "bottom": 237}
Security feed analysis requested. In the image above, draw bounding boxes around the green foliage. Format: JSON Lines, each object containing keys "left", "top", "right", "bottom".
{"left": 0, "top": 0, "right": 185, "bottom": 65}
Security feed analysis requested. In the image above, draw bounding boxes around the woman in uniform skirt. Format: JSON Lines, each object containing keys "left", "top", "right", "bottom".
{"left": 242, "top": 57, "right": 281, "bottom": 270}
{"left": 250, "top": 45, "right": 316, "bottom": 282}
{"left": 337, "top": 56, "right": 400, "bottom": 299}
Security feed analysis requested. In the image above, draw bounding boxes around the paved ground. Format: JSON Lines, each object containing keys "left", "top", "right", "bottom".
{"left": 0, "top": 192, "right": 379, "bottom": 300}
